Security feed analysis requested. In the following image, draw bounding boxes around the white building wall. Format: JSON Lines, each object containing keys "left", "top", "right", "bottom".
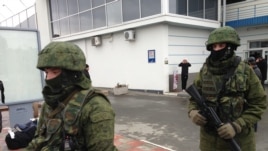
{"left": 35, "top": 0, "right": 51, "bottom": 48}
{"left": 72, "top": 24, "right": 170, "bottom": 92}
{"left": 34, "top": 0, "right": 223, "bottom": 93}
{"left": 235, "top": 27, "right": 268, "bottom": 58}
{"left": 167, "top": 25, "right": 211, "bottom": 74}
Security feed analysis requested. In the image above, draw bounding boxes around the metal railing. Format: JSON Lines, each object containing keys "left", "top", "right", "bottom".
{"left": 0, "top": 4, "right": 37, "bottom": 29}
{"left": 226, "top": 2, "right": 268, "bottom": 21}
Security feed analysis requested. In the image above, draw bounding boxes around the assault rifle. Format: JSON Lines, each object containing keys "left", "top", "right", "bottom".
{"left": 186, "top": 84, "right": 241, "bottom": 151}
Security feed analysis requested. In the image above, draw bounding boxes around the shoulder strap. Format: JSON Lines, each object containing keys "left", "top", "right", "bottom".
{"left": 85, "top": 89, "right": 110, "bottom": 104}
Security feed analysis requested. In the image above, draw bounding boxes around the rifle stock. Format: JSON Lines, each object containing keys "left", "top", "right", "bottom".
{"left": 186, "top": 84, "right": 241, "bottom": 151}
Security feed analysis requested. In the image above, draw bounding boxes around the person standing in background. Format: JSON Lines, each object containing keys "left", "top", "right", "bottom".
{"left": 178, "top": 58, "right": 191, "bottom": 91}
{"left": 256, "top": 55, "right": 267, "bottom": 87}
{"left": 248, "top": 57, "right": 263, "bottom": 85}
{"left": 247, "top": 56, "right": 263, "bottom": 132}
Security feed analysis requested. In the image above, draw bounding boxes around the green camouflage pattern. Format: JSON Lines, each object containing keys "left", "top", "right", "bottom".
{"left": 206, "top": 26, "right": 240, "bottom": 47}
{"left": 188, "top": 55, "right": 267, "bottom": 151}
{"left": 37, "top": 42, "right": 86, "bottom": 71}
{"left": 26, "top": 89, "right": 118, "bottom": 151}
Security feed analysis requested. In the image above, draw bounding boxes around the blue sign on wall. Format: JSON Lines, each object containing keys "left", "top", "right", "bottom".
{"left": 148, "top": 50, "right": 155, "bottom": 63}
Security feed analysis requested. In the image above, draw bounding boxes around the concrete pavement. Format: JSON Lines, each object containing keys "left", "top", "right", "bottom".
{"left": 110, "top": 89, "right": 268, "bottom": 151}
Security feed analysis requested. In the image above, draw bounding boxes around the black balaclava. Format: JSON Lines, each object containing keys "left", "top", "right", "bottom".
{"left": 209, "top": 43, "right": 236, "bottom": 61}
{"left": 42, "top": 69, "right": 83, "bottom": 109}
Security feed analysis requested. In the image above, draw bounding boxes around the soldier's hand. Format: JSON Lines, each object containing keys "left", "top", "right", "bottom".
{"left": 217, "top": 122, "right": 241, "bottom": 139}
{"left": 189, "top": 110, "right": 207, "bottom": 126}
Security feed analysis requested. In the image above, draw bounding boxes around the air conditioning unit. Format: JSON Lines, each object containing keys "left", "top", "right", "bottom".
{"left": 91, "top": 36, "right": 102, "bottom": 46}
{"left": 124, "top": 30, "right": 135, "bottom": 41}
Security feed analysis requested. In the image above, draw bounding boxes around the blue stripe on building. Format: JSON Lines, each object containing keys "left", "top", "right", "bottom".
{"left": 226, "top": 16, "right": 268, "bottom": 28}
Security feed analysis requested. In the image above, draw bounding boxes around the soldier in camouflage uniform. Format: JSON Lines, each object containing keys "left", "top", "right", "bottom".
{"left": 188, "top": 26, "right": 267, "bottom": 151}
{"left": 26, "top": 42, "right": 118, "bottom": 151}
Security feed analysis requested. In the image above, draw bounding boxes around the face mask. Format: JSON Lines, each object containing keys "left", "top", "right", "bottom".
{"left": 210, "top": 45, "right": 234, "bottom": 61}
{"left": 45, "top": 72, "right": 63, "bottom": 93}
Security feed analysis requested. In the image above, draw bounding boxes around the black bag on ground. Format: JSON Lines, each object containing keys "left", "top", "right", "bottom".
{"left": 5, "top": 120, "right": 37, "bottom": 150}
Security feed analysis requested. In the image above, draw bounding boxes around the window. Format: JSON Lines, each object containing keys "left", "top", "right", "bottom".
{"left": 169, "top": 0, "right": 217, "bottom": 20}
{"left": 205, "top": 0, "right": 217, "bottom": 20}
{"left": 141, "top": 0, "right": 161, "bottom": 18}
{"left": 78, "top": 0, "right": 91, "bottom": 12}
{"left": 49, "top": 0, "right": 59, "bottom": 20}
{"left": 178, "top": 0, "right": 187, "bottom": 15}
{"left": 250, "top": 41, "right": 268, "bottom": 49}
{"left": 169, "top": 0, "right": 177, "bottom": 14}
{"left": 80, "top": 11, "right": 93, "bottom": 31}
{"left": 60, "top": 18, "right": 69, "bottom": 36}
{"left": 122, "top": 0, "right": 140, "bottom": 22}
{"left": 107, "top": 0, "right": 122, "bottom": 26}
{"left": 68, "top": 0, "right": 78, "bottom": 15}
{"left": 51, "top": 21, "right": 60, "bottom": 37}
{"left": 189, "top": 0, "right": 203, "bottom": 18}
{"left": 49, "top": 0, "right": 181, "bottom": 37}
{"left": 70, "top": 15, "right": 80, "bottom": 34}
{"left": 92, "top": 0, "right": 105, "bottom": 8}
{"left": 92, "top": 6, "right": 106, "bottom": 29}
{"left": 58, "top": 0, "right": 67, "bottom": 19}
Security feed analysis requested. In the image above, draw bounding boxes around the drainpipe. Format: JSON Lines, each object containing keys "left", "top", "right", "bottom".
{"left": 223, "top": 0, "right": 226, "bottom": 26}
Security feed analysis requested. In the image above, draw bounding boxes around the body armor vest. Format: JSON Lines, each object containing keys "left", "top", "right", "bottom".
{"left": 201, "top": 61, "right": 247, "bottom": 123}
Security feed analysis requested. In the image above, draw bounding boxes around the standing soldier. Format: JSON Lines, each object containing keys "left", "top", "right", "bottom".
{"left": 256, "top": 55, "right": 267, "bottom": 87}
{"left": 247, "top": 56, "right": 263, "bottom": 132}
{"left": 188, "top": 26, "right": 267, "bottom": 151}
{"left": 26, "top": 42, "right": 118, "bottom": 150}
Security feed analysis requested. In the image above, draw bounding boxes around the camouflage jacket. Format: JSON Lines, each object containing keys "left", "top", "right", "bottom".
{"left": 26, "top": 89, "right": 118, "bottom": 151}
{"left": 188, "top": 55, "right": 267, "bottom": 151}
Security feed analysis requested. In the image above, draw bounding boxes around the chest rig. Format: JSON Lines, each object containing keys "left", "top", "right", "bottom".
{"left": 37, "top": 89, "right": 109, "bottom": 151}
{"left": 201, "top": 57, "right": 247, "bottom": 122}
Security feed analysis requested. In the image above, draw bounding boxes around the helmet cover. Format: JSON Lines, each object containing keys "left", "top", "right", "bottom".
{"left": 206, "top": 26, "right": 240, "bottom": 51}
{"left": 37, "top": 42, "right": 86, "bottom": 71}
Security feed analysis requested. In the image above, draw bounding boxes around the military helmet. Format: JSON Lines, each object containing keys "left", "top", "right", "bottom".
{"left": 206, "top": 26, "right": 240, "bottom": 50}
{"left": 37, "top": 41, "right": 86, "bottom": 71}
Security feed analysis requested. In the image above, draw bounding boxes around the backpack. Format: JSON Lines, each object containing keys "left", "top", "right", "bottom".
{"left": 5, "top": 119, "right": 38, "bottom": 150}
